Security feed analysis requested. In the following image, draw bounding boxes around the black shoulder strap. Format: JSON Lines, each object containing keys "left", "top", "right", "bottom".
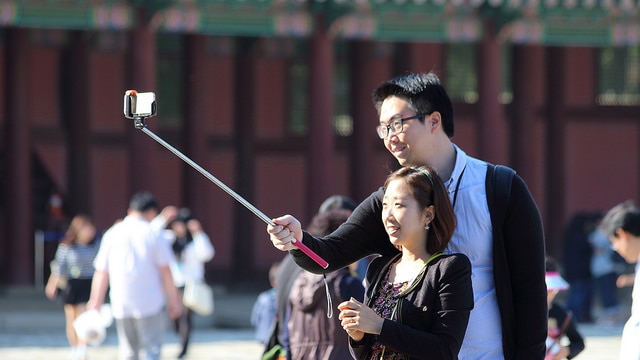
{"left": 486, "top": 164, "right": 516, "bottom": 228}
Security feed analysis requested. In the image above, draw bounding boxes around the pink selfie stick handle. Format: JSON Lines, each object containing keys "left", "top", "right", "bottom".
{"left": 291, "top": 238, "right": 329, "bottom": 269}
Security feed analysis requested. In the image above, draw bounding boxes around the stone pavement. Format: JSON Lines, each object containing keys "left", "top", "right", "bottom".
{"left": 0, "top": 286, "right": 629, "bottom": 360}
{"left": 0, "top": 286, "right": 265, "bottom": 360}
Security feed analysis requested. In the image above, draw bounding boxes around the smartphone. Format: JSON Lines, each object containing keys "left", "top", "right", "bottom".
{"left": 124, "top": 90, "right": 157, "bottom": 119}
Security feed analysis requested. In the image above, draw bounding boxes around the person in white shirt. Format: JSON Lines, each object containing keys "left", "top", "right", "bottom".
{"left": 599, "top": 201, "right": 640, "bottom": 360}
{"left": 87, "top": 191, "right": 182, "bottom": 360}
{"left": 158, "top": 208, "right": 215, "bottom": 359}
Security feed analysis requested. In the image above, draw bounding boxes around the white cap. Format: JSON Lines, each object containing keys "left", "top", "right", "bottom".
{"left": 545, "top": 271, "right": 569, "bottom": 291}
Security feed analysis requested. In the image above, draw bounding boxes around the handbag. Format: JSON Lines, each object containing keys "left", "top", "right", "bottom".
{"left": 183, "top": 280, "right": 214, "bottom": 316}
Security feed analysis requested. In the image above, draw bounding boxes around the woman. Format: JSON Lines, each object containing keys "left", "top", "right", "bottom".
{"left": 288, "top": 207, "right": 365, "bottom": 360}
{"left": 338, "top": 166, "right": 473, "bottom": 360}
{"left": 45, "top": 214, "right": 100, "bottom": 360}
{"left": 165, "top": 208, "right": 215, "bottom": 359}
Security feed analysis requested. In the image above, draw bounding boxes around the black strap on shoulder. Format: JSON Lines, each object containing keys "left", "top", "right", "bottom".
{"left": 486, "top": 164, "right": 516, "bottom": 228}
{"left": 485, "top": 163, "right": 517, "bottom": 358}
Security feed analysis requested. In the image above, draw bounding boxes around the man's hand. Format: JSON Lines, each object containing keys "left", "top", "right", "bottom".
{"left": 159, "top": 206, "right": 179, "bottom": 223}
{"left": 267, "top": 215, "right": 303, "bottom": 251}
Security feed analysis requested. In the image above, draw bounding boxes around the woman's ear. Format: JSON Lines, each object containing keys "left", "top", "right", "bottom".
{"left": 423, "top": 205, "right": 435, "bottom": 224}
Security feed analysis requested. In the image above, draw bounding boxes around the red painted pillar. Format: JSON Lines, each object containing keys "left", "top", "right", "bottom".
{"left": 511, "top": 45, "right": 543, "bottom": 187}
{"left": 477, "top": 20, "right": 507, "bottom": 165}
{"left": 5, "top": 29, "right": 33, "bottom": 284}
{"left": 128, "top": 7, "right": 158, "bottom": 195}
{"left": 183, "top": 35, "right": 209, "bottom": 217}
{"left": 349, "top": 41, "right": 392, "bottom": 201}
{"left": 307, "top": 16, "right": 335, "bottom": 215}
{"left": 67, "top": 34, "right": 91, "bottom": 214}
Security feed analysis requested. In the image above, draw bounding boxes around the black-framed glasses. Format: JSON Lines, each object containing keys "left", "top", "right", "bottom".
{"left": 376, "top": 113, "right": 426, "bottom": 139}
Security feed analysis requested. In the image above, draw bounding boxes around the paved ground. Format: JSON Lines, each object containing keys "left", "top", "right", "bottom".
{"left": 0, "top": 286, "right": 629, "bottom": 360}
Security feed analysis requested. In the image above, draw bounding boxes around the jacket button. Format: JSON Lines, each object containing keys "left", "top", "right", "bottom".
{"left": 422, "top": 306, "right": 428, "bottom": 312}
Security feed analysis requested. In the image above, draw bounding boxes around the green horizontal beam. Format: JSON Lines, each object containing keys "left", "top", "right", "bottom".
{"left": 0, "top": 2, "right": 134, "bottom": 30}
{"left": 0, "top": 1, "right": 637, "bottom": 46}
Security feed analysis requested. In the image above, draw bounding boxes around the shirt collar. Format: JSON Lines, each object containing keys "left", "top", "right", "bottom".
{"left": 444, "top": 143, "right": 467, "bottom": 190}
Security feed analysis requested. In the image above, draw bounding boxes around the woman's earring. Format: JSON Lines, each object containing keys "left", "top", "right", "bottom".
{"left": 425, "top": 224, "right": 430, "bottom": 230}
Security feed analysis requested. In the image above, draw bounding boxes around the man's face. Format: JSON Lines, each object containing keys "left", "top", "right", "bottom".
{"left": 609, "top": 229, "right": 640, "bottom": 263}
{"left": 379, "top": 96, "right": 432, "bottom": 167}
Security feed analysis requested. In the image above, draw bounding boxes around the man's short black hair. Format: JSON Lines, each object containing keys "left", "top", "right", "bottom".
{"left": 600, "top": 200, "right": 640, "bottom": 238}
{"left": 372, "top": 72, "right": 455, "bottom": 138}
{"left": 129, "top": 191, "right": 159, "bottom": 212}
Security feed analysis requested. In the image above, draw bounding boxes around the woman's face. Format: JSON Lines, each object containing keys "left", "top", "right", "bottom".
{"left": 171, "top": 221, "right": 187, "bottom": 237}
{"left": 382, "top": 179, "right": 428, "bottom": 250}
{"left": 76, "top": 222, "right": 96, "bottom": 244}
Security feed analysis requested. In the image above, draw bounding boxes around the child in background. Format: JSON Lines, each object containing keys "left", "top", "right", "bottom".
{"left": 251, "top": 261, "right": 280, "bottom": 345}
{"left": 545, "top": 256, "right": 585, "bottom": 360}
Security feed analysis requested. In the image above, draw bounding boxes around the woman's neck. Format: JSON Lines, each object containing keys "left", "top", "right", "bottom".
{"left": 390, "top": 249, "right": 431, "bottom": 284}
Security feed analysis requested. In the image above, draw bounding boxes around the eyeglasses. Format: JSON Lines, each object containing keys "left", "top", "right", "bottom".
{"left": 376, "top": 113, "right": 426, "bottom": 139}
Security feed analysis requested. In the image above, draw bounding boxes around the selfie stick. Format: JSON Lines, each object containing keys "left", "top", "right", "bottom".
{"left": 130, "top": 116, "right": 329, "bottom": 269}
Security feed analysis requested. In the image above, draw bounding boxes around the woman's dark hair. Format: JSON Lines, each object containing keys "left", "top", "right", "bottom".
{"left": 171, "top": 208, "right": 194, "bottom": 256}
{"left": 372, "top": 72, "right": 455, "bottom": 138}
{"left": 60, "top": 214, "right": 96, "bottom": 246}
{"left": 306, "top": 209, "right": 353, "bottom": 237}
{"left": 383, "top": 166, "right": 456, "bottom": 254}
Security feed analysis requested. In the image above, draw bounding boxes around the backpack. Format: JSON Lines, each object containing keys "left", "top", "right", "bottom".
{"left": 485, "top": 163, "right": 517, "bottom": 358}
{"left": 486, "top": 164, "right": 516, "bottom": 230}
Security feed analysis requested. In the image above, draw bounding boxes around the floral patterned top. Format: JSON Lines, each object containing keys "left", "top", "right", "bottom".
{"left": 368, "top": 265, "right": 409, "bottom": 360}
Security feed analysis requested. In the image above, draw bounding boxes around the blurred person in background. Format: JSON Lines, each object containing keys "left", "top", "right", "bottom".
{"left": 599, "top": 200, "right": 640, "bottom": 360}
{"left": 287, "top": 206, "right": 364, "bottom": 360}
{"left": 268, "top": 195, "right": 358, "bottom": 360}
{"left": 159, "top": 208, "right": 215, "bottom": 359}
{"left": 87, "top": 191, "right": 182, "bottom": 360}
{"left": 589, "top": 216, "right": 625, "bottom": 325}
{"left": 562, "top": 213, "right": 596, "bottom": 324}
{"left": 251, "top": 261, "right": 281, "bottom": 345}
{"left": 544, "top": 256, "right": 585, "bottom": 360}
{"left": 45, "top": 214, "right": 101, "bottom": 360}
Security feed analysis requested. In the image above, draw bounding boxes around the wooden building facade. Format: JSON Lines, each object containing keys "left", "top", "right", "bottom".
{"left": 1, "top": 0, "right": 639, "bottom": 286}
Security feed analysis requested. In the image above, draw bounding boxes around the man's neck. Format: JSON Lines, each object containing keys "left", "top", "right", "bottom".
{"left": 427, "top": 140, "right": 457, "bottom": 182}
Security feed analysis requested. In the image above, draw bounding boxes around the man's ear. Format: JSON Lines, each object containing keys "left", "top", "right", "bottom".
{"left": 428, "top": 112, "right": 442, "bottom": 132}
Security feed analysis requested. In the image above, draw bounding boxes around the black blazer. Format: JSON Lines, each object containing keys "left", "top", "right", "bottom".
{"left": 350, "top": 253, "right": 473, "bottom": 360}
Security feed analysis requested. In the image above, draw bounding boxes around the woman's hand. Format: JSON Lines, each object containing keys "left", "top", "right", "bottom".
{"left": 186, "top": 219, "right": 203, "bottom": 234}
{"left": 44, "top": 275, "right": 58, "bottom": 300}
{"left": 338, "top": 297, "right": 384, "bottom": 341}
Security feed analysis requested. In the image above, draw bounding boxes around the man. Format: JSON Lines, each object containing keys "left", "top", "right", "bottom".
{"left": 599, "top": 201, "right": 640, "bottom": 360}
{"left": 267, "top": 72, "right": 547, "bottom": 359}
{"left": 88, "top": 191, "right": 182, "bottom": 360}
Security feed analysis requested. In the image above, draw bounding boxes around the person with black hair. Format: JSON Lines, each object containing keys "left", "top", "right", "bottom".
{"left": 287, "top": 207, "right": 364, "bottom": 360}
{"left": 268, "top": 72, "right": 546, "bottom": 359}
{"left": 45, "top": 214, "right": 100, "bottom": 360}
{"left": 338, "top": 166, "right": 473, "bottom": 360}
{"left": 161, "top": 208, "right": 215, "bottom": 359}
{"left": 87, "top": 191, "right": 182, "bottom": 360}
{"left": 599, "top": 201, "right": 640, "bottom": 360}
{"left": 267, "top": 195, "right": 358, "bottom": 360}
